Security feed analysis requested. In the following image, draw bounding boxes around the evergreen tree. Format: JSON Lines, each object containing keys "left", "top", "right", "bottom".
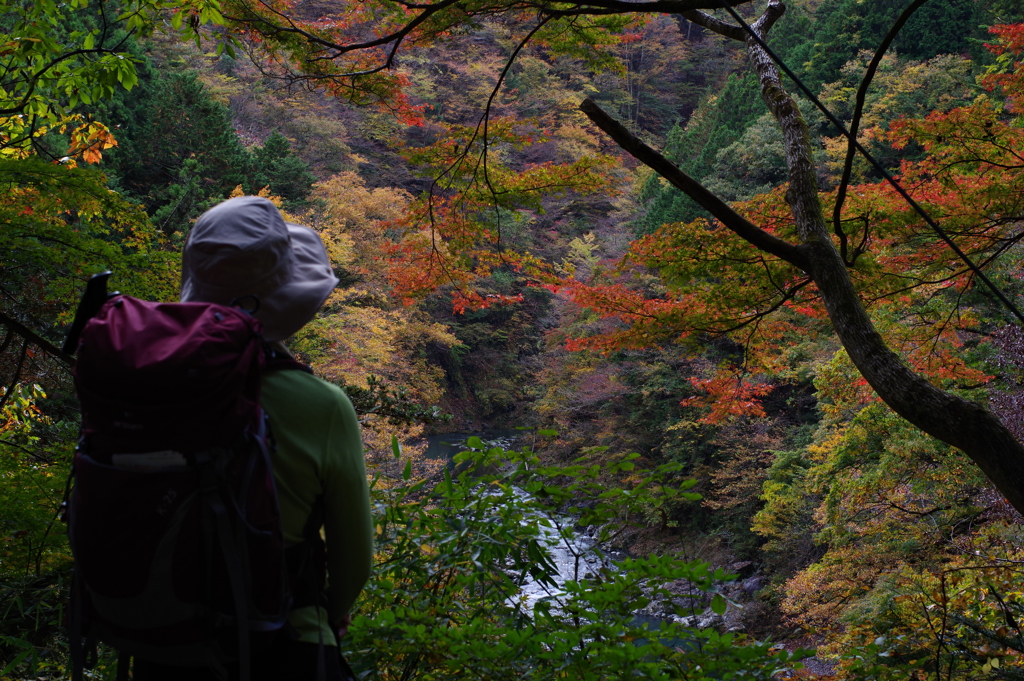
{"left": 798, "top": 0, "right": 974, "bottom": 91}
{"left": 104, "top": 71, "right": 250, "bottom": 234}
{"left": 246, "top": 131, "right": 317, "bottom": 206}
{"left": 635, "top": 72, "right": 765, "bottom": 235}
{"left": 103, "top": 72, "right": 319, "bottom": 231}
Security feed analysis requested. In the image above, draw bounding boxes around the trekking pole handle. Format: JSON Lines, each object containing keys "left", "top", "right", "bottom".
{"left": 62, "top": 272, "right": 121, "bottom": 356}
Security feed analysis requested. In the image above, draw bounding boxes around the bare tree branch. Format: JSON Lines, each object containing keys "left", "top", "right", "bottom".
{"left": 833, "top": 0, "right": 931, "bottom": 259}
{"left": 0, "top": 310, "right": 74, "bottom": 368}
{"left": 579, "top": 98, "right": 810, "bottom": 272}
{"left": 681, "top": 9, "right": 746, "bottom": 40}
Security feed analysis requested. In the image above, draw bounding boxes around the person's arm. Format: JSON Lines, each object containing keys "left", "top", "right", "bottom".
{"left": 322, "top": 390, "right": 373, "bottom": 628}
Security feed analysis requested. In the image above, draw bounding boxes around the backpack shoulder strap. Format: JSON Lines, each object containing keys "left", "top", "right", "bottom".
{"left": 285, "top": 496, "right": 327, "bottom": 612}
{"left": 263, "top": 345, "right": 314, "bottom": 374}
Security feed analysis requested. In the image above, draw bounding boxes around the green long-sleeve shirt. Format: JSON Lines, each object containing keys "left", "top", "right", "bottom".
{"left": 261, "top": 369, "right": 373, "bottom": 645}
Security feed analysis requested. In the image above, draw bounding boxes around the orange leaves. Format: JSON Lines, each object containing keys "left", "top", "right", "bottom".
{"left": 450, "top": 291, "right": 524, "bottom": 314}
{"left": 375, "top": 117, "right": 613, "bottom": 311}
{"left": 782, "top": 301, "right": 826, "bottom": 320}
{"left": 984, "top": 24, "right": 1024, "bottom": 109}
{"left": 3, "top": 115, "right": 119, "bottom": 166}
{"left": 987, "top": 23, "right": 1024, "bottom": 54}
{"left": 884, "top": 26, "right": 1024, "bottom": 235}
{"left": 826, "top": 29, "right": 1024, "bottom": 352}
{"left": 221, "top": 0, "right": 428, "bottom": 124}
{"left": 557, "top": 280, "right": 692, "bottom": 352}
{"left": 560, "top": 281, "right": 677, "bottom": 326}
{"left": 66, "top": 120, "right": 118, "bottom": 165}
{"left": 379, "top": 222, "right": 535, "bottom": 312}
{"left": 379, "top": 234, "right": 451, "bottom": 304}
{"left": 683, "top": 368, "right": 774, "bottom": 424}
{"left": 556, "top": 209, "right": 822, "bottom": 368}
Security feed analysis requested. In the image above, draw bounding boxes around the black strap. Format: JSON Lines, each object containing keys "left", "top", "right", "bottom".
{"left": 285, "top": 496, "right": 328, "bottom": 681}
{"left": 316, "top": 610, "right": 326, "bottom": 681}
{"left": 198, "top": 451, "right": 252, "bottom": 681}
{"left": 339, "top": 653, "right": 357, "bottom": 681}
{"left": 285, "top": 497, "right": 327, "bottom": 611}
{"left": 309, "top": 499, "right": 329, "bottom": 681}
{"left": 69, "top": 568, "right": 85, "bottom": 681}
{"left": 262, "top": 341, "right": 314, "bottom": 374}
{"left": 115, "top": 651, "right": 131, "bottom": 681}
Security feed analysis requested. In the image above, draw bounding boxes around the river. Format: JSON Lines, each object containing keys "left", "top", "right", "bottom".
{"left": 421, "top": 429, "right": 523, "bottom": 464}
{"left": 421, "top": 430, "right": 605, "bottom": 607}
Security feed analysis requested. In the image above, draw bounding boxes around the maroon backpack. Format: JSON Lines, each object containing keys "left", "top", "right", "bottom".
{"left": 65, "top": 292, "right": 302, "bottom": 681}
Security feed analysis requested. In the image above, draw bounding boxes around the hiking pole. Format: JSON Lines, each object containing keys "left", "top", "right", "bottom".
{"left": 62, "top": 272, "right": 120, "bottom": 356}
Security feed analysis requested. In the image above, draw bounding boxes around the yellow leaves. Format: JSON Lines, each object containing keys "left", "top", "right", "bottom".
{"left": 781, "top": 557, "right": 877, "bottom": 639}
{"left": 296, "top": 302, "right": 457, "bottom": 408}
{"left": 230, "top": 185, "right": 284, "bottom": 206}
{"left": 16, "top": 113, "right": 119, "bottom": 165}
{"left": 306, "top": 171, "right": 413, "bottom": 289}
{"left": 320, "top": 228, "right": 356, "bottom": 271}
{"left": 395, "top": 318, "right": 459, "bottom": 353}
{"left": 0, "top": 384, "right": 49, "bottom": 437}
{"left": 199, "top": 72, "right": 244, "bottom": 105}
{"left": 313, "top": 172, "right": 411, "bottom": 231}
{"left": 561, "top": 232, "right": 599, "bottom": 278}
{"left": 0, "top": 115, "right": 39, "bottom": 159}
{"left": 983, "top": 656, "right": 1001, "bottom": 673}
{"left": 0, "top": 39, "right": 25, "bottom": 56}
{"left": 814, "top": 348, "right": 876, "bottom": 421}
{"left": 1, "top": 154, "right": 176, "bottom": 312}
{"left": 805, "top": 428, "right": 847, "bottom": 464}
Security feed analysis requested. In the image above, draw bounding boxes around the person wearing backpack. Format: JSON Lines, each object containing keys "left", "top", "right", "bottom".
{"left": 69, "top": 196, "right": 372, "bottom": 681}
{"left": 175, "top": 195, "right": 373, "bottom": 680}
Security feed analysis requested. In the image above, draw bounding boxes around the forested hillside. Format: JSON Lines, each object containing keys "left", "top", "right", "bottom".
{"left": 4, "top": 0, "right": 1024, "bottom": 678}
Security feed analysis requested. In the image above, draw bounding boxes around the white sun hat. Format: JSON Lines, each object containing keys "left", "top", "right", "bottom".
{"left": 180, "top": 196, "right": 339, "bottom": 341}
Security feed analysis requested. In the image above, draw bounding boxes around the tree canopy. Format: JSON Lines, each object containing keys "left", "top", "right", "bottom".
{"left": 6, "top": 0, "right": 1024, "bottom": 677}
{"left": 208, "top": 0, "right": 1024, "bottom": 516}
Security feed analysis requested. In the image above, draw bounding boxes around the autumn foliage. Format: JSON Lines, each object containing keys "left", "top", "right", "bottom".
{"left": 7, "top": 0, "right": 1024, "bottom": 677}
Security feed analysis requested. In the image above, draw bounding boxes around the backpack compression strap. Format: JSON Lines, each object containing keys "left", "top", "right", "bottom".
{"left": 197, "top": 447, "right": 253, "bottom": 681}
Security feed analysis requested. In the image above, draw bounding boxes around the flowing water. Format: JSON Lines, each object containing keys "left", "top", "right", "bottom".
{"left": 421, "top": 431, "right": 606, "bottom": 608}
{"left": 420, "top": 431, "right": 684, "bottom": 642}
{"left": 421, "top": 429, "right": 522, "bottom": 464}
{"left": 507, "top": 488, "right": 608, "bottom": 611}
